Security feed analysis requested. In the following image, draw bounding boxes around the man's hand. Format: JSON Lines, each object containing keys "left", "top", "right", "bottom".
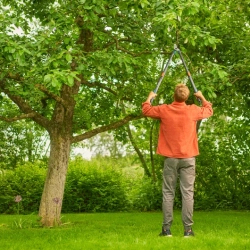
{"left": 194, "top": 91, "right": 207, "bottom": 102}
{"left": 146, "top": 91, "right": 157, "bottom": 103}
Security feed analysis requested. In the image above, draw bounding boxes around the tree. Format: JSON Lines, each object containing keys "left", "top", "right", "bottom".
{"left": 0, "top": 120, "right": 49, "bottom": 169}
{"left": 0, "top": 0, "right": 239, "bottom": 226}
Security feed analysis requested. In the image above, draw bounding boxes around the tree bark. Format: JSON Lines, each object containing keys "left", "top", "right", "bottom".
{"left": 39, "top": 133, "right": 71, "bottom": 227}
{"left": 39, "top": 84, "right": 75, "bottom": 227}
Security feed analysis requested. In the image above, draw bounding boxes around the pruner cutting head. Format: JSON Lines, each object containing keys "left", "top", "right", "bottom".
{"left": 174, "top": 44, "right": 178, "bottom": 50}
{"left": 173, "top": 44, "right": 180, "bottom": 54}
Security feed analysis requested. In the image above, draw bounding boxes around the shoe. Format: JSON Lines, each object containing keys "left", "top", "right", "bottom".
{"left": 184, "top": 229, "right": 194, "bottom": 237}
{"left": 159, "top": 228, "right": 172, "bottom": 237}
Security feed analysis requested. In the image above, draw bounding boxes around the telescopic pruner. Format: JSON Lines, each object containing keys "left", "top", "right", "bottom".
{"left": 151, "top": 45, "right": 199, "bottom": 103}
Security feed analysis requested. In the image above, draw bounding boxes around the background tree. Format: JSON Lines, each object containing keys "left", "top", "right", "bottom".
{"left": 0, "top": 120, "right": 49, "bottom": 169}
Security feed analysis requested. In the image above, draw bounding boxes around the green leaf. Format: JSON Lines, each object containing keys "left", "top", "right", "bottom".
{"left": 51, "top": 78, "right": 59, "bottom": 87}
{"left": 84, "top": 5, "right": 93, "bottom": 10}
{"left": 67, "top": 75, "right": 74, "bottom": 86}
{"left": 64, "top": 38, "right": 70, "bottom": 45}
{"left": 53, "top": 61, "right": 59, "bottom": 68}
{"left": 77, "top": 64, "right": 85, "bottom": 71}
{"left": 44, "top": 74, "right": 51, "bottom": 83}
{"left": 9, "top": 48, "right": 16, "bottom": 53}
{"left": 218, "top": 70, "right": 228, "bottom": 79}
{"left": 66, "top": 53, "right": 72, "bottom": 62}
{"left": 212, "top": 92, "right": 217, "bottom": 98}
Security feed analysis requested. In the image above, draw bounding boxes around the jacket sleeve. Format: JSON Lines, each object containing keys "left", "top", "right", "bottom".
{"left": 142, "top": 102, "right": 162, "bottom": 119}
{"left": 194, "top": 100, "right": 213, "bottom": 120}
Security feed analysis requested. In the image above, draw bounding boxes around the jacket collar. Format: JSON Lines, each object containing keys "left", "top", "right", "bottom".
{"left": 172, "top": 101, "right": 186, "bottom": 106}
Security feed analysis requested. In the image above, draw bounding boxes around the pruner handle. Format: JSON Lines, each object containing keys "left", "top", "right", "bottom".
{"left": 193, "top": 89, "right": 201, "bottom": 103}
{"left": 150, "top": 89, "right": 157, "bottom": 104}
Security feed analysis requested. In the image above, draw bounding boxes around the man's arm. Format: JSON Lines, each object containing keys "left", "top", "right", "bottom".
{"left": 193, "top": 91, "right": 213, "bottom": 118}
{"left": 142, "top": 91, "right": 161, "bottom": 119}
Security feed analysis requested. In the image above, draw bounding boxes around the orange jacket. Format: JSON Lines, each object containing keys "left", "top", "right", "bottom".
{"left": 142, "top": 101, "right": 213, "bottom": 158}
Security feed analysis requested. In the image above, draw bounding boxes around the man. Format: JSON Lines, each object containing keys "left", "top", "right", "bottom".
{"left": 142, "top": 83, "right": 213, "bottom": 237}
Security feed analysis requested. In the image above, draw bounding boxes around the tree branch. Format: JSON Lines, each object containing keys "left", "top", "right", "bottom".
{"left": 126, "top": 124, "right": 151, "bottom": 177}
{"left": 35, "top": 84, "right": 68, "bottom": 107}
{"left": 81, "top": 78, "right": 117, "bottom": 95}
{"left": 6, "top": 73, "right": 67, "bottom": 107}
{"left": 81, "top": 78, "right": 132, "bottom": 101}
{"left": 113, "top": 37, "right": 151, "bottom": 57}
{"left": 7, "top": 72, "right": 23, "bottom": 81}
{"left": 0, "top": 112, "right": 36, "bottom": 122}
{"left": 100, "top": 28, "right": 152, "bottom": 56}
{"left": 0, "top": 81, "right": 51, "bottom": 130}
{"left": 71, "top": 113, "right": 143, "bottom": 143}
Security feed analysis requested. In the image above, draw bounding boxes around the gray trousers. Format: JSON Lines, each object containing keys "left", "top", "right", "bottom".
{"left": 162, "top": 157, "right": 196, "bottom": 231}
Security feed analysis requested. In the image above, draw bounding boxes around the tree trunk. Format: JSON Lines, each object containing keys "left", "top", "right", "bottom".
{"left": 150, "top": 121, "right": 157, "bottom": 182}
{"left": 126, "top": 124, "right": 151, "bottom": 177}
{"left": 38, "top": 87, "right": 75, "bottom": 227}
{"left": 39, "top": 133, "right": 71, "bottom": 227}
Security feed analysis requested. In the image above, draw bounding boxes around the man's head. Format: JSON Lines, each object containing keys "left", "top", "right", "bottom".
{"left": 174, "top": 84, "right": 190, "bottom": 102}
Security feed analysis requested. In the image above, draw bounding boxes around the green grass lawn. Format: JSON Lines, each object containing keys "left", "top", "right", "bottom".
{"left": 0, "top": 211, "right": 249, "bottom": 250}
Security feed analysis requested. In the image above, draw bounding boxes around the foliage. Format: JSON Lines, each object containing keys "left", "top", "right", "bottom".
{"left": 129, "top": 177, "right": 162, "bottom": 211}
{"left": 1, "top": 154, "right": 250, "bottom": 215}
{"left": 0, "top": 157, "right": 144, "bottom": 214}
{"left": 63, "top": 157, "right": 130, "bottom": 212}
{"left": 195, "top": 111, "right": 250, "bottom": 210}
{"left": 0, "top": 120, "right": 49, "bottom": 170}
{"left": 0, "top": 162, "right": 46, "bottom": 214}
{"left": 0, "top": 97, "right": 49, "bottom": 170}
{"left": 0, "top": 0, "right": 232, "bottom": 153}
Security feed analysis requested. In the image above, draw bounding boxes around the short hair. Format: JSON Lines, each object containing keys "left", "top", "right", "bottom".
{"left": 174, "top": 84, "right": 190, "bottom": 102}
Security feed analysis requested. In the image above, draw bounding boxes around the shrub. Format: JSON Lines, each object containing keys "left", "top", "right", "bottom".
{"left": 0, "top": 162, "right": 46, "bottom": 214}
{"left": 63, "top": 157, "right": 130, "bottom": 212}
{"left": 3, "top": 155, "right": 249, "bottom": 214}
{"left": 130, "top": 177, "right": 162, "bottom": 211}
